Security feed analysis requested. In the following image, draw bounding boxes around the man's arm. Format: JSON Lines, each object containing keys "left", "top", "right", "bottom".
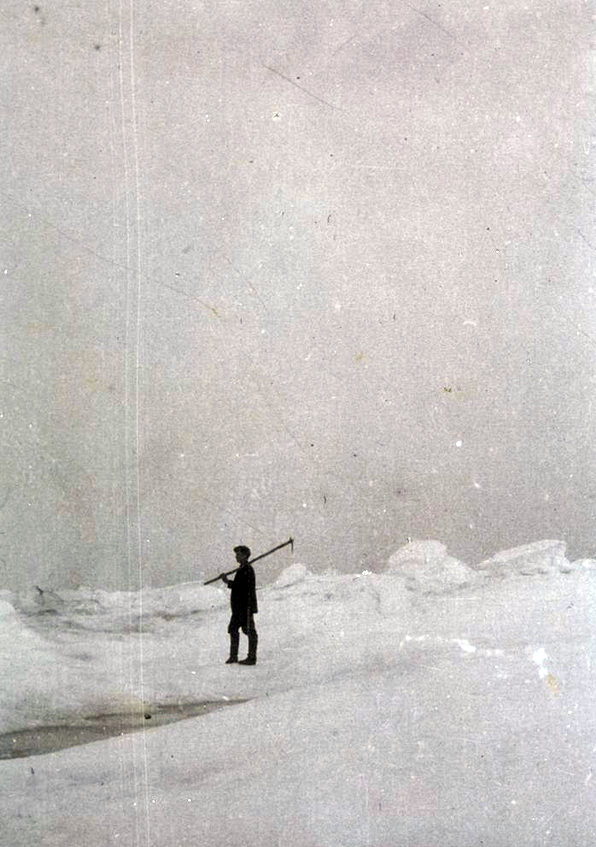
{"left": 247, "top": 566, "right": 258, "bottom": 613}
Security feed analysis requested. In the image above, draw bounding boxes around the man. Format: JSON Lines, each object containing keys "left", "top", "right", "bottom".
{"left": 220, "top": 545, "right": 258, "bottom": 665}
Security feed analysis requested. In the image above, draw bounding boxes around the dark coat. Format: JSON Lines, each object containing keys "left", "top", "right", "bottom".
{"left": 227, "top": 564, "right": 258, "bottom": 616}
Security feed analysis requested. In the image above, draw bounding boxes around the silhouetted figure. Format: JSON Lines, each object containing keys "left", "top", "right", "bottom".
{"left": 220, "top": 546, "right": 258, "bottom": 665}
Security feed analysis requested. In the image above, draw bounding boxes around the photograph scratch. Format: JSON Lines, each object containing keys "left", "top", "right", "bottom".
{"left": 263, "top": 64, "right": 343, "bottom": 111}
{"left": 404, "top": 1, "right": 458, "bottom": 41}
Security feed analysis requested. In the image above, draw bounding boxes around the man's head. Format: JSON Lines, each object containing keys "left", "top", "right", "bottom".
{"left": 234, "top": 545, "right": 251, "bottom": 565}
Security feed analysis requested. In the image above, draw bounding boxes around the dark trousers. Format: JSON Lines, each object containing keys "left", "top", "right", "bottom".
{"left": 228, "top": 611, "right": 258, "bottom": 660}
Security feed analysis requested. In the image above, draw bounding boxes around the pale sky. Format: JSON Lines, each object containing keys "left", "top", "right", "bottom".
{"left": 1, "top": 0, "right": 595, "bottom": 589}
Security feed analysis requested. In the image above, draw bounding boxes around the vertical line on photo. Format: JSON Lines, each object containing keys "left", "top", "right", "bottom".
{"left": 127, "top": 0, "right": 151, "bottom": 841}
{"left": 117, "top": 0, "right": 146, "bottom": 842}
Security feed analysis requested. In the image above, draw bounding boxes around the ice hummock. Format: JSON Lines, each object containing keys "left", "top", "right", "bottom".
{"left": 386, "top": 539, "right": 477, "bottom": 593}
{"left": 473, "top": 539, "right": 572, "bottom": 576}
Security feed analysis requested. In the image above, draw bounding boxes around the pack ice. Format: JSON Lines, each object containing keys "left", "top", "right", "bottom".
{"left": 1, "top": 539, "right": 595, "bottom": 847}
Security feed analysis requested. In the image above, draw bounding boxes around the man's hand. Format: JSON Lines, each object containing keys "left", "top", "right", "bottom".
{"left": 220, "top": 573, "right": 229, "bottom": 584}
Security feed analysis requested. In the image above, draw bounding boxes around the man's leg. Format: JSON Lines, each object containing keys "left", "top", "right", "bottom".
{"left": 247, "top": 625, "right": 258, "bottom": 662}
{"left": 226, "top": 617, "right": 240, "bottom": 664}
{"left": 239, "top": 614, "right": 258, "bottom": 665}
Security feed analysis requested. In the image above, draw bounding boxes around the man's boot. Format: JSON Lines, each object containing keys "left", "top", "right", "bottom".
{"left": 239, "top": 631, "right": 258, "bottom": 665}
{"left": 226, "top": 632, "right": 239, "bottom": 664}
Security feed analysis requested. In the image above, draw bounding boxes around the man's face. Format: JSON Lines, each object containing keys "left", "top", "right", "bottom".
{"left": 235, "top": 551, "right": 248, "bottom": 566}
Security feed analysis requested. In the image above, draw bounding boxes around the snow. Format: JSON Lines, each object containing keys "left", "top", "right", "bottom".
{"left": 1, "top": 540, "right": 596, "bottom": 846}
{"left": 473, "top": 539, "right": 571, "bottom": 576}
{"left": 386, "top": 539, "right": 476, "bottom": 593}
{"left": 274, "top": 562, "right": 310, "bottom": 586}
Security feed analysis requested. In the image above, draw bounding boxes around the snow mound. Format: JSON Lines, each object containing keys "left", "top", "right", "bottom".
{"left": 86, "top": 584, "right": 225, "bottom": 616}
{"left": 0, "top": 598, "right": 16, "bottom": 619}
{"left": 131, "top": 584, "right": 225, "bottom": 617}
{"left": 572, "top": 558, "right": 596, "bottom": 571}
{"left": 473, "top": 539, "right": 570, "bottom": 576}
{"left": 385, "top": 540, "right": 476, "bottom": 594}
{"left": 12, "top": 586, "right": 64, "bottom": 615}
{"left": 10, "top": 584, "right": 226, "bottom": 627}
{"left": 274, "top": 563, "right": 309, "bottom": 587}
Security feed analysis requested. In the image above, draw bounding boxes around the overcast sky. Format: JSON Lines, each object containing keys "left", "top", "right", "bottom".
{"left": 1, "top": 0, "right": 595, "bottom": 589}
